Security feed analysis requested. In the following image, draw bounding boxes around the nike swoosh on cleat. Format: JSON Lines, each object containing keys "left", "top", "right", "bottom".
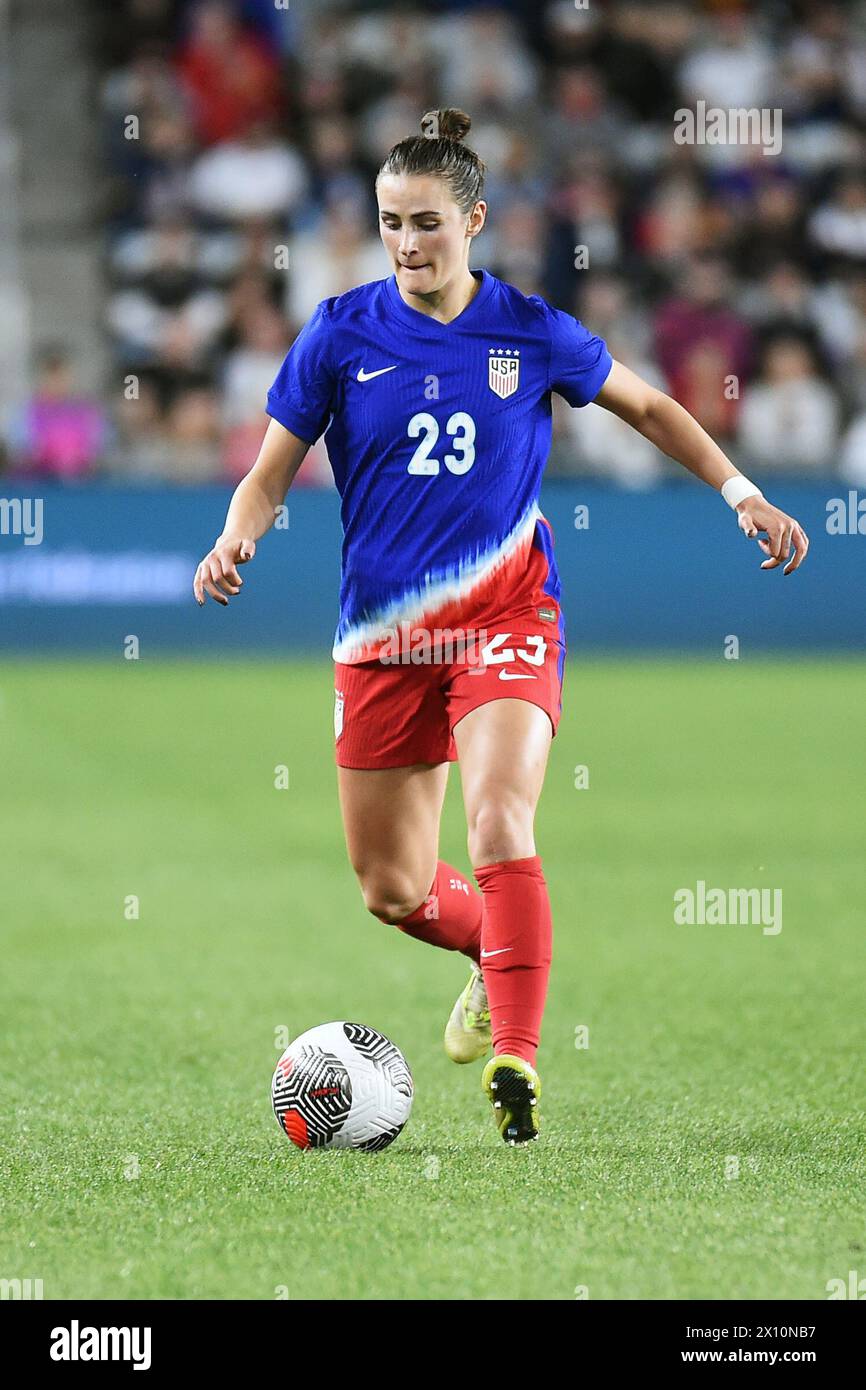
{"left": 481, "top": 947, "right": 513, "bottom": 957}
{"left": 498, "top": 671, "right": 536, "bottom": 681}
{"left": 357, "top": 365, "right": 398, "bottom": 381}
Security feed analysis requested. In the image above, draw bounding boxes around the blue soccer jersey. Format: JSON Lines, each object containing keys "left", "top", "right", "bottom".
{"left": 266, "top": 269, "right": 612, "bottom": 662}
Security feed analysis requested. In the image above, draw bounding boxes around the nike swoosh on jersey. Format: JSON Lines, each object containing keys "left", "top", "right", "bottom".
{"left": 357, "top": 365, "right": 398, "bottom": 382}
{"left": 498, "top": 670, "right": 537, "bottom": 681}
{"left": 481, "top": 946, "right": 513, "bottom": 957}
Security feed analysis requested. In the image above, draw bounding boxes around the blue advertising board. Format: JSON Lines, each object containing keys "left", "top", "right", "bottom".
{"left": 0, "top": 481, "right": 862, "bottom": 655}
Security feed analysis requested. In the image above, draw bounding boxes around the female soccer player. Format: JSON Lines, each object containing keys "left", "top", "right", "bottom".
{"left": 194, "top": 109, "right": 809, "bottom": 1145}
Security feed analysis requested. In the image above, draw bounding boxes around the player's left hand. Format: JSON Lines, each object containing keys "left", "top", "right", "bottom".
{"left": 735, "top": 496, "right": 809, "bottom": 575}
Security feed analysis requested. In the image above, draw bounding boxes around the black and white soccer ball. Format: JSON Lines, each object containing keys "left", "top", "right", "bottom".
{"left": 271, "top": 1021, "right": 413, "bottom": 1152}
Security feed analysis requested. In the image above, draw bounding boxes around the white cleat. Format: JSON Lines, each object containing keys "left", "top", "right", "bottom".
{"left": 444, "top": 963, "right": 492, "bottom": 1064}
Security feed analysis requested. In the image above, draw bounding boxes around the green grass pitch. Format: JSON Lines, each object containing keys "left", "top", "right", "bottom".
{"left": 1, "top": 656, "right": 864, "bottom": 1301}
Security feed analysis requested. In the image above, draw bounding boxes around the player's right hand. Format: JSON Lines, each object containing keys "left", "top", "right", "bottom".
{"left": 193, "top": 537, "right": 256, "bottom": 606}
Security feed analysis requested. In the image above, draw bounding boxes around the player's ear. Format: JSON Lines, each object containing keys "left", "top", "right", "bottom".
{"left": 467, "top": 200, "right": 487, "bottom": 237}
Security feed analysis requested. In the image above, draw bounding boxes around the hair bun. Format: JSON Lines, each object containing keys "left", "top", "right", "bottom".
{"left": 420, "top": 108, "right": 472, "bottom": 143}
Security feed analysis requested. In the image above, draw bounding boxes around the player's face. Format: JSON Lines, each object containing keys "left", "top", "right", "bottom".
{"left": 376, "top": 173, "right": 484, "bottom": 297}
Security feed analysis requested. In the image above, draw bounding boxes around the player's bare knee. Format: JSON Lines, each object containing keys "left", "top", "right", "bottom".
{"left": 359, "top": 873, "right": 427, "bottom": 925}
{"left": 467, "top": 793, "right": 534, "bottom": 867}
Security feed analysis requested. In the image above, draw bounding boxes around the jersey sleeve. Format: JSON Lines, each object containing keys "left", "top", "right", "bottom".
{"left": 266, "top": 300, "right": 337, "bottom": 443}
{"left": 545, "top": 304, "right": 613, "bottom": 407}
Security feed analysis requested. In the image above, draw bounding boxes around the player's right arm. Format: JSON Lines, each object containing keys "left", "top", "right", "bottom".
{"left": 193, "top": 419, "right": 310, "bottom": 606}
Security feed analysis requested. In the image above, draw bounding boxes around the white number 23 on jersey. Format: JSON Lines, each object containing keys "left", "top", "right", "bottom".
{"left": 406, "top": 412, "right": 476, "bottom": 476}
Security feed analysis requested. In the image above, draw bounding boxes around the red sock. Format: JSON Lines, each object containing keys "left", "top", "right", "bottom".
{"left": 473, "top": 855, "right": 552, "bottom": 1068}
{"left": 395, "top": 862, "right": 481, "bottom": 963}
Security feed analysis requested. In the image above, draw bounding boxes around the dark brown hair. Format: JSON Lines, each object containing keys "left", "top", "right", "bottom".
{"left": 376, "top": 108, "right": 486, "bottom": 215}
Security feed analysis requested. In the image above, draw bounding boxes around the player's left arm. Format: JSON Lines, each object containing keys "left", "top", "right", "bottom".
{"left": 594, "top": 359, "right": 809, "bottom": 574}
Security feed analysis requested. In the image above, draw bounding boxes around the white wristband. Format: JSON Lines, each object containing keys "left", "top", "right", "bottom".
{"left": 721, "top": 476, "right": 763, "bottom": 510}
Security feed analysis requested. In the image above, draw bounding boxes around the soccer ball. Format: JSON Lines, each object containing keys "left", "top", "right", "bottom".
{"left": 272, "top": 1021, "right": 413, "bottom": 1152}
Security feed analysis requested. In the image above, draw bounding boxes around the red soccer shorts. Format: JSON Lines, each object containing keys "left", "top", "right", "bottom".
{"left": 334, "top": 626, "right": 565, "bottom": 769}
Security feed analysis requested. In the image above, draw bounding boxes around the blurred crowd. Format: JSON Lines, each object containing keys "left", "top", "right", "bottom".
{"left": 6, "top": 0, "right": 866, "bottom": 487}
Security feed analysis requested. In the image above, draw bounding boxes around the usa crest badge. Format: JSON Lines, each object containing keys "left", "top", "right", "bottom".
{"left": 488, "top": 348, "right": 520, "bottom": 399}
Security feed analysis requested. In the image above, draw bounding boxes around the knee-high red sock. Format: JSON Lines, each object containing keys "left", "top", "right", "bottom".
{"left": 395, "top": 862, "right": 481, "bottom": 963}
{"left": 473, "top": 855, "right": 552, "bottom": 1067}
